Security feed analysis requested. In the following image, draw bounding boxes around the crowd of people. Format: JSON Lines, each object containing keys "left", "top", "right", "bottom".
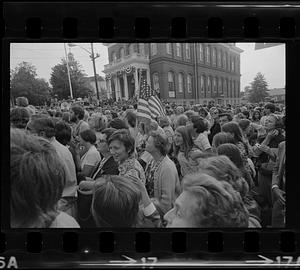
{"left": 10, "top": 96, "right": 286, "bottom": 228}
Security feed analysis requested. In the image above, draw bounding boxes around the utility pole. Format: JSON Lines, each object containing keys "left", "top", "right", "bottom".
{"left": 64, "top": 43, "right": 73, "bottom": 99}
{"left": 90, "top": 43, "right": 100, "bottom": 101}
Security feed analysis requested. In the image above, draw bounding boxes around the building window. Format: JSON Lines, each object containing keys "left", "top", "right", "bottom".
{"left": 187, "top": 74, "right": 192, "bottom": 93}
{"left": 218, "top": 50, "right": 222, "bottom": 67}
{"left": 207, "top": 76, "right": 211, "bottom": 92}
{"left": 129, "top": 44, "right": 134, "bottom": 54}
{"left": 231, "top": 58, "right": 235, "bottom": 72}
{"left": 166, "top": 43, "right": 172, "bottom": 54}
{"left": 199, "top": 44, "right": 204, "bottom": 61}
{"left": 120, "top": 48, "right": 125, "bottom": 59}
{"left": 206, "top": 46, "right": 210, "bottom": 64}
{"left": 224, "top": 79, "right": 228, "bottom": 96}
{"left": 139, "top": 43, "right": 145, "bottom": 55}
{"left": 213, "top": 77, "right": 217, "bottom": 93}
{"left": 168, "top": 71, "right": 175, "bottom": 92}
{"left": 185, "top": 43, "right": 191, "bottom": 59}
{"left": 151, "top": 43, "right": 157, "bottom": 56}
{"left": 218, "top": 77, "right": 222, "bottom": 93}
{"left": 111, "top": 52, "right": 117, "bottom": 63}
{"left": 176, "top": 43, "right": 182, "bottom": 57}
{"left": 232, "top": 81, "right": 235, "bottom": 97}
{"left": 212, "top": 48, "right": 217, "bottom": 66}
{"left": 178, "top": 73, "right": 184, "bottom": 93}
{"left": 153, "top": 73, "right": 160, "bottom": 92}
{"left": 227, "top": 54, "right": 230, "bottom": 71}
{"left": 200, "top": 75, "right": 205, "bottom": 93}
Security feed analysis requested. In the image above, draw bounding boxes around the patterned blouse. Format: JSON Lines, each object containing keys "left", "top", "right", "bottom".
{"left": 118, "top": 156, "right": 146, "bottom": 184}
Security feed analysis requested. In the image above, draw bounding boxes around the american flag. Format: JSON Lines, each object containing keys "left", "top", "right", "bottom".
{"left": 137, "top": 76, "right": 166, "bottom": 121}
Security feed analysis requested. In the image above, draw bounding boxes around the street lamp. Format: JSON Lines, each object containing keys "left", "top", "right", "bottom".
{"left": 68, "top": 43, "right": 100, "bottom": 101}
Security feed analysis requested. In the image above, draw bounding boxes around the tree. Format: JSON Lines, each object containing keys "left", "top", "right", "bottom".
{"left": 10, "top": 62, "right": 51, "bottom": 105}
{"left": 248, "top": 72, "right": 269, "bottom": 103}
{"left": 50, "top": 53, "right": 92, "bottom": 99}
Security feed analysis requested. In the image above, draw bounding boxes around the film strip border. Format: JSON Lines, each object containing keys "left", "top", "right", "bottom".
{"left": 1, "top": 231, "right": 299, "bottom": 253}
{"left": 3, "top": 2, "right": 300, "bottom": 39}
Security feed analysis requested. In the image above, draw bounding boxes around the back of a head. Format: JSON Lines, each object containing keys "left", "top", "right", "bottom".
{"left": 124, "top": 110, "right": 136, "bottom": 128}
{"left": 26, "top": 117, "right": 56, "bottom": 139}
{"left": 221, "top": 122, "right": 243, "bottom": 142}
{"left": 199, "top": 155, "right": 248, "bottom": 199}
{"left": 10, "top": 128, "right": 65, "bottom": 228}
{"left": 101, "top": 128, "right": 117, "bottom": 141}
{"left": 190, "top": 115, "right": 208, "bottom": 133}
{"left": 216, "top": 143, "right": 244, "bottom": 169}
{"left": 108, "top": 118, "right": 128, "bottom": 130}
{"left": 10, "top": 107, "right": 30, "bottom": 129}
{"left": 159, "top": 116, "right": 170, "bottom": 128}
{"left": 80, "top": 129, "right": 97, "bottom": 144}
{"left": 212, "top": 132, "right": 235, "bottom": 148}
{"left": 62, "top": 112, "right": 70, "bottom": 122}
{"left": 55, "top": 121, "right": 72, "bottom": 146}
{"left": 265, "top": 102, "right": 276, "bottom": 113}
{"left": 238, "top": 119, "right": 251, "bottom": 131}
{"left": 16, "top": 97, "right": 29, "bottom": 107}
{"left": 150, "top": 130, "right": 169, "bottom": 156}
{"left": 175, "top": 114, "right": 188, "bottom": 128}
{"left": 182, "top": 173, "right": 249, "bottom": 227}
{"left": 91, "top": 175, "right": 141, "bottom": 227}
{"left": 71, "top": 105, "right": 85, "bottom": 120}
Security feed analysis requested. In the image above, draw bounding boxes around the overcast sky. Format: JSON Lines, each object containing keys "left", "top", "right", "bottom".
{"left": 10, "top": 42, "right": 285, "bottom": 91}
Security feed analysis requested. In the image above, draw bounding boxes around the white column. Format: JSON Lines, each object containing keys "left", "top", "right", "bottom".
{"left": 134, "top": 67, "right": 139, "bottom": 97}
{"left": 113, "top": 76, "right": 119, "bottom": 101}
{"left": 146, "top": 68, "right": 151, "bottom": 87}
{"left": 117, "top": 76, "right": 121, "bottom": 100}
{"left": 123, "top": 73, "right": 129, "bottom": 100}
{"left": 108, "top": 79, "right": 112, "bottom": 99}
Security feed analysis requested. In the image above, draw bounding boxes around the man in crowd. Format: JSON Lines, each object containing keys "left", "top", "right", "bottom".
{"left": 218, "top": 112, "right": 233, "bottom": 127}
{"left": 70, "top": 105, "right": 90, "bottom": 142}
{"left": 26, "top": 117, "right": 78, "bottom": 218}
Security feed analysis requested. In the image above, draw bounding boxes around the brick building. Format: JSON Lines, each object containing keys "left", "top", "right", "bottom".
{"left": 103, "top": 43, "right": 243, "bottom": 105}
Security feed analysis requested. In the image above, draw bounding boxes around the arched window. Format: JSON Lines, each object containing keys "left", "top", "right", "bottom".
{"left": 178, "top": 73, "right": 184, "bottom": 93}
{"left": 218, "top": 50, "right": 222, "bottom": 67}
{"left": 187, "top": 74, "right": 192, "bottom": 93}
{"left": 200, "top": 75, "right": 205, "bottom": 93}
{"left": 139, "top": 43, "right": 145, "bottom": 55}
{"left": 206, "top": 46, "right": 211, "bottom": 64}
{"left": 111, "top": 52, "right": 117, "bottom": 63}
{"left": 213, "top": 77, "right": 217, "bottom": 93}
{"left": 212, "top": 48, "right": 217, "bottom": 66}
{"left": 176, "top": 43, "right": 182, "bottom": 57}
{"left": 168, "top": 71, "right": 175, "bottom": 92}
{"left": 166, "top": 43, "right": 172, "bottom": 54}
{"left": 199, "top": 44, "right": 204, "bottom": 61}
{"left": 120, "top": 48, "right": 125, "bottom": 59}
{"left": 153, "top": 73, "right": 160, "bottom": 92}
{"left": 151, "top": 43, "right": 157, "bottom": 56}
{"left": 185, "top": 44, "right": 191, "bottom": 59}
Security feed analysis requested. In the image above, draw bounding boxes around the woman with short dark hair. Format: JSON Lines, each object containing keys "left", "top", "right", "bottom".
{"left": 108, "top": 129, "right": 146, "bottom": 183}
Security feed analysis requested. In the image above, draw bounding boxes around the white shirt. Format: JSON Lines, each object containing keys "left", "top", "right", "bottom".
{"left": 51, "top": 138, "right": 78, "bottom": 197}
{"left": 80, "top": 145, "right": 101, "bottom": 170}
{"left": 194, "top": 133, "right": 211, "bottom": 151}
